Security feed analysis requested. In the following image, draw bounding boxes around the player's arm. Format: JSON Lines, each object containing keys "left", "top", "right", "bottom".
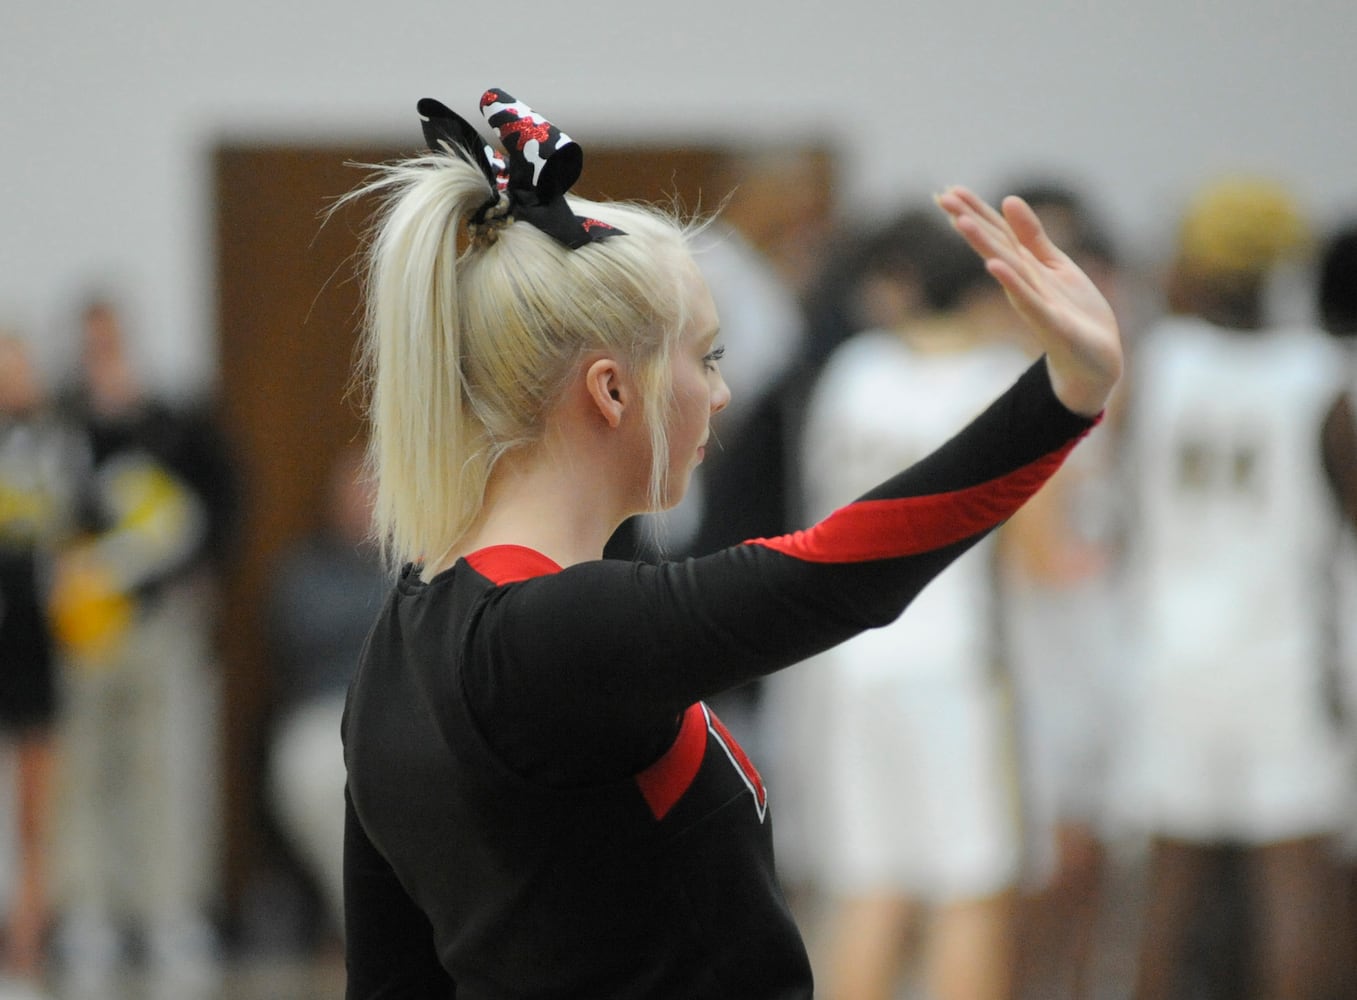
{"left": 1322, "top": 390, "right": 1357, "bottom": 529}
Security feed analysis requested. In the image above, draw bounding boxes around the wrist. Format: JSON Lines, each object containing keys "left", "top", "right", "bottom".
{"left": 1044, "top": 353, "right": 1120, "bottom": 419}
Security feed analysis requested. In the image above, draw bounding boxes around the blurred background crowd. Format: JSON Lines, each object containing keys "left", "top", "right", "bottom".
{"left": 4, "top": 158, "right": 1357, "bottom": 1000}
{"left": 3, "top": 3, "right": 1356, "bottom": 998}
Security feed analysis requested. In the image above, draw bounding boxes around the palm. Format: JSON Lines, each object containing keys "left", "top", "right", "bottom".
{"left": 937, "top": 186, "right": 1122, "bottom": 416}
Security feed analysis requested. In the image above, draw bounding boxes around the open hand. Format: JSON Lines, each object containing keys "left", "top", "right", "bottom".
{"left": 936, "top": 186, "right": 1122, "bottom": 416}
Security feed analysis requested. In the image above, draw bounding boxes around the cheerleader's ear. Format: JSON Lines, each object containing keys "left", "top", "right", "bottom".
{"left": 583, "top": 357, "right": 630, "bottom": 430}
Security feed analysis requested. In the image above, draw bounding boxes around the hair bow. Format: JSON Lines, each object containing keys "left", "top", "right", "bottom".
{"left": 417, "top": 88, "right": 623, "bottom": 250}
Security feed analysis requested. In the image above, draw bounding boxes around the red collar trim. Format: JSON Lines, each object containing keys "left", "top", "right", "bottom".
{"left": 464, "top": 544, "right": 563, "bottom": 585}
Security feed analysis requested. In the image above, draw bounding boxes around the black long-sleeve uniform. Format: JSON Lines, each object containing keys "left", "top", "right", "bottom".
{"left": 342, "top": 359, "right": 1097, "bottom": 999}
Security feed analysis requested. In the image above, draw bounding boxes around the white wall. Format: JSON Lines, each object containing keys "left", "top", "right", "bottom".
{"left": 3, "top": 0, "right": 1355, "bottom": 396}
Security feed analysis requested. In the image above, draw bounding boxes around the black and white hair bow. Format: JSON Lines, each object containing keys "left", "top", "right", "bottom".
{"left": 417, "top": 88, "right": 623, "bottom": 250}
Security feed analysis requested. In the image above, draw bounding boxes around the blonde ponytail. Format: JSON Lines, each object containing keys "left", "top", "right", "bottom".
{"left": 345, "top": 149, "right": 700, "bottom": 571}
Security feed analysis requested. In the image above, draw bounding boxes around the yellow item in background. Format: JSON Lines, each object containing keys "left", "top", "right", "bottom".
{"left": 1175, "top": 177, "right": 1310, "bottom": 278}
{"left": 49, "top": 555, "right": 134, "bottom": 664}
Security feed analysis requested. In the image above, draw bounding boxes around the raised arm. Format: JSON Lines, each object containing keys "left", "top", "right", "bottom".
{"left": 937, "top": 186, "right": 1123, "bottom": 416}
{"left": 463, "top": 191, "right": 1122, "bottom": 784}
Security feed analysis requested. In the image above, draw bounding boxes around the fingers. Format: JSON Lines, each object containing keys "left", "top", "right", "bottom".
{"left": 937, "top": 187, "right": 1018, "bottom": 256}
{"left": 939, "top": 187, "right": 1065, "bottom": 266}
{"left": 946, "top": 186, "right": 1011, "bottom": 238}
{"left": 938, "top": 188, "right": 1046, "bottom": 303}
{"left": 936, "top": 189, "right": 1006, "bottom": 261}
{"left": 1000, "top": 196, "right": 1065, "bottom": 264}
{"left": 959, "top": 217, "right": 1045, "bottom": 304}
{"left": 986, "top": 256, "right": 1058, "bottom": 329}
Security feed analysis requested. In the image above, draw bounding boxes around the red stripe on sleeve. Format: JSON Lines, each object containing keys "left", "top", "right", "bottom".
{"left": 749, "top": 441, "right": 1078, "bottom": 564}
{"left": 635, "top": 703, "right": 707, "bottom": 821}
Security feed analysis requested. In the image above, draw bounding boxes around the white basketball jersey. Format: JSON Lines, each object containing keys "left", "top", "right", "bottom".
{"left": 1127, "top": 317, "right": 1345, "bottom": 680}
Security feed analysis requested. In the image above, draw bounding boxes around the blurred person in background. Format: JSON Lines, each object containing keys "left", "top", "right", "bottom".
{"left": 797, "top": 203, "right": 1036, "bottom": 1000}
{"left": 1316, "top": 220, "right": 1357, "bottom": 998}
{"left": 1118, "top": 179, "right": 1349, "bottom": 1000}
{"left": 264, "top": 444, "right": 385, "bottom": 949}
{"left": 1318, "top": 220, "right": 1357, "bottom": 540}
{"left": 756, "top": 213, "right": 885, "bottom": 901}
{"left": 997, "top": 181, "right": 1132, "bottom": 1000}
{"left": 48, "top": 297, "right": 238, "bottom": 997}
{"left": 1318, "top": 222, "right": 1357, "bottom": 523}
{"left": 0, "top": 333, "right": 76, "bottom": 1000}
{"left": 606, "top": 149, "right": 821, "bottom": 561}
{"left": 677, "top": 152, "right": 815, "bottom": 558}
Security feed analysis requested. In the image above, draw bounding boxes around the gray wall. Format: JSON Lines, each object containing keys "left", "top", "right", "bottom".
{"left": 4, "top": 0, "right": 1355, "bottom": 394}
